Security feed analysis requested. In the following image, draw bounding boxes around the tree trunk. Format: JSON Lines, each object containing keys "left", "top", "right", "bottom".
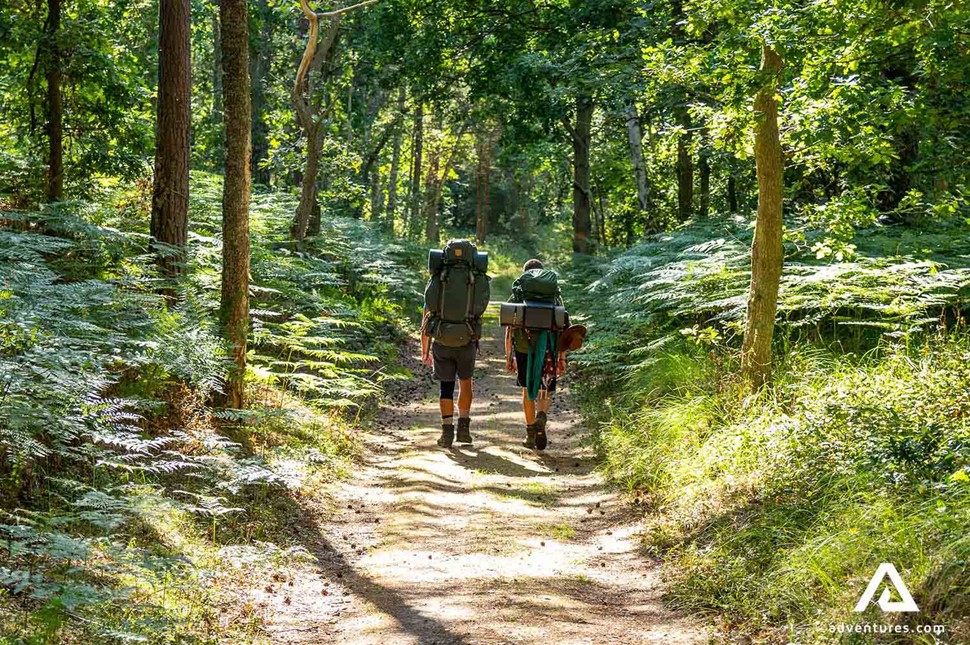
{"left": 423, "top": 136, "right": 441, "bottom": 242}
{"left": 383, "top": 89, "right": 405, "bottom": 231}
{"left": 307, "top": 197, "right": 321, "bottom": 237}
{"left": 596, "top": 189, "right": 608, "bottom": 250}
{"left": 699, "top": 128, "right": 710, "bottom": 217}
{"left": 45, "top": 0, "right": 63, "bottom": 201}
{"left": 741, "top": 42, "right": 784, "bottom": 389}
{"left": 624, "top": 103, "right": 650, "bottom": 215}
{"left": 220, "top": 0, "right": 252, "bottom": 409}
{"left": 369, "top": 172, "right": 383, "bottom": 222}
{"left": 250, "top": 0, "right": 272, "bottom": 185}
{"left": 727, "top": 172, "right": 738, "bottom": 212}
{"left": 408, "top": 103, "right": 424, "bottom": 237}
{"left": 292, "top": 127, "right": 321, "bottom": 240}
{"left": 676, "top": 107, "right": 693, "bottom": 221}
{"left": 289, "top": 5, "right": 353, "bottom": 243}
{"left": 475, "top": 134, "right": 492, "bottom": 244}
{"left": 572, "top": 96, "right": 593, "bottom": 254}
{"left": 151, "top": 0, "right": 191, "bottom": 282}
{"left": 211, "top": 2, "right": 223, "bottom": 169}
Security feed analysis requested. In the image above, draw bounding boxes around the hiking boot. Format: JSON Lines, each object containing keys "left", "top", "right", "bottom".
{"left": 437, "top": 424, "right": 454, "bottom": 448}
{"left": 523, "top": 424, "right": 537, "bottom": 449}
{"left": 456, "top": 417, "right": 472, "bottom": 444}
{"left": 535, "top": 412, "right": 548, "bottom": 450}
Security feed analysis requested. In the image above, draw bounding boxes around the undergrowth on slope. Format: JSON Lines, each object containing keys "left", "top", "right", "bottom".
{"left": 0, "top": 174, "right": 425, "bottom": 643}
{"left": 567, "top": 214, "right": 970, "bottom": 643}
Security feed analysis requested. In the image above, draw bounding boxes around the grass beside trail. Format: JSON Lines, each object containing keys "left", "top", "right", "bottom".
{"left": 566, "top": 217, "right": 970, "bottom": 643}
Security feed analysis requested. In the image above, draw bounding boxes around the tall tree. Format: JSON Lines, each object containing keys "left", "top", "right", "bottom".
{"left": 250, "top": 0, "right": 273, "bottom": 185}
{"left": 624, "top": 102, "right": 651, "bottom": 227}
{"left": 150, "top": 0, "right": 191, "bottom": 280}
{"left": 45, "top": 0, "right": 63, "bottom": 202}
{"left": 422, "top": 120, "right": 441, "bottom": 242}
{"left": 383, "top": 89, "right": 405, "bottom": 231}
{"left": 570, "top": 96, "right": 594, "bottom": 254}
{"left": 220, "top": 0, "right": 252, "bottom": 408}
{"left": 741, "top": 42, "right": 784, "bottom": 388}
{"left": 211, "top": 0, "right": 223, "bottom": 168}
{"left": 676, "top": 108, "right": 693, "bottom": 220}
{"left": 474, "top": 123, "right": 498, "bottom": 244}
{"left": 423, "top": 120, "right": 467, "bottom": 243}
{"left": 698, "top": 128, "right": 711, "bottom": 217}
{"left": 408, "top": 102, "right": 424, "bottom": 236}
{"left": 290, "top": 0, "right": 377, "bottom": 243}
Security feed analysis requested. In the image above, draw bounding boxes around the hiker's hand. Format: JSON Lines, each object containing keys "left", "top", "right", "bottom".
{"left": 506, "top": 355, "right": 516, "bottom": 374}
{"left": 557, "top": 356, "right": 567, "bottom": 375}
{"left": 422, "top": 352, "right": 433, "bottom": 368}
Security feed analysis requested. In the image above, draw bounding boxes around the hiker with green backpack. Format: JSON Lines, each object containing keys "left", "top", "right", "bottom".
{"left": 501, "top": 259, "right": 569, "bottom": 450}
{"left": 421, "top": 239, "right": 491, "bottom": 449}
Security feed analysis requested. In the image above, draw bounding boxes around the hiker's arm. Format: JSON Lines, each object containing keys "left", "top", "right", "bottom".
{"left": 420, "top": 310, "right": 432, "bottom": 364}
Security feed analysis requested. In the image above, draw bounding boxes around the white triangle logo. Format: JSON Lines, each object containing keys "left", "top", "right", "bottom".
{"left": 853, "top": 563, "right": 919, "bottom": 613}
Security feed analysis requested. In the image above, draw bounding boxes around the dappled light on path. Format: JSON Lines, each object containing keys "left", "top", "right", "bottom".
{"left": 265, "top": 323, "right": 707, "bottom": 644}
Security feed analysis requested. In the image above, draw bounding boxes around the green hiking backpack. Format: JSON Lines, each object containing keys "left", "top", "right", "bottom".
{"left": 510, "top": 268, "right": 560, "bottom": 304}
{"left": 424, "top": 239, "right": 491, "bottom": 347}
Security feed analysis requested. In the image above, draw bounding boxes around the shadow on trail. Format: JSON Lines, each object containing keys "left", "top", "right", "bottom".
{"left": 288, "top": 496, "right": 474, "bottom": 645}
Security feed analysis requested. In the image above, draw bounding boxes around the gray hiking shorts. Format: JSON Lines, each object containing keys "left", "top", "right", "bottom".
{"left": 432, "top": 341, "right": 476, "bottom": 381}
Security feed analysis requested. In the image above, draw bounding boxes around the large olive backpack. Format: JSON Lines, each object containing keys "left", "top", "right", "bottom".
{"left": 424, "top": 239, "right": 490, "bottom": 347}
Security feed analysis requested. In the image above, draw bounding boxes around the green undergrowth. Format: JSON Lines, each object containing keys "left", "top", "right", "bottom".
{"left": 567, "top": 214, "right": 970, "bottom": 643}
{"left": 0, "top": 173, "right": 426, "bottom": 643}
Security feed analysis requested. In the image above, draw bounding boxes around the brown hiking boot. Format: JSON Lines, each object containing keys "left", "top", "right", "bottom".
{"left": 523, "top": 424, "right": 537, "bottom": 449}
{"left": 456, "top": 417, "right": 472, "bottom": 444}
{"left": 437, "top": 424, "right": 454, "bottom": 448}
{"left": 535, "top": 412, "right": 548, "bottom": 450}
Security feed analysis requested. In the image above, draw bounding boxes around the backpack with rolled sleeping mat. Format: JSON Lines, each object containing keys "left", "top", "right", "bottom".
{"left": 424, "top": 239, "right": 491, "bottom": 347}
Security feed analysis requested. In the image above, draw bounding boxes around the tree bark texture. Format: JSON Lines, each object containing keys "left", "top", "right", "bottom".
{"left": 250, "top": 0, "right": 272, "bottom": 184}
{"left": 699, "top": 128, "right": 710, "bottom": 217}
{"left": 571, "top": 96, "right": 593, "bottom": 254}
{"left": 474, "top": 127, "right": 496, "bottom": 244}
{"left": 741, "top": 43, "right": 785, "bottom": 389}
{"left": 728, "top": 173, "right": 738, "bottom": 212}
{"left": 220, "top": 0, "right": 252, "bottom": 409}
{"left": 676, "top": 107, "right": 693, "bottom": 221}
{"left": 151, "top": 0, "right": 191, "bottom": 280}
{"left": 45, "top": 0, "right": 63, "bottom": 202}
{"left": 423, "top": 134, "right": 441, "bottom": 242}
{"left": 408, "top": 103, "right": 424, "bottom": 237}
{"left": 624, "top": 103, "right": 650, "bottom": 215}
{"left": 384, "top": 88, "right": 405, "bottom": 231}
{"left": 211, "top": 2, "right": 223, "bottom": 168}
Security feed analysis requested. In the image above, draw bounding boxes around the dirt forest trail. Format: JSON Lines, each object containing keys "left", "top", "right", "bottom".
{"left": 265, "top": 307, "right": 708, "bottom": 645}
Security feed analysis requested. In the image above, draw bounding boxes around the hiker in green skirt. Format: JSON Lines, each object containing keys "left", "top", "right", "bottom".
{"left": 504, "top": 259, "right": 568, "bottom": 450}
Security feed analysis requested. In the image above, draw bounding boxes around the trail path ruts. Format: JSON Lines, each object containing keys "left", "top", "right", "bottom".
{"left": 266, "top": 310, "right": 708, "bottom": 645}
